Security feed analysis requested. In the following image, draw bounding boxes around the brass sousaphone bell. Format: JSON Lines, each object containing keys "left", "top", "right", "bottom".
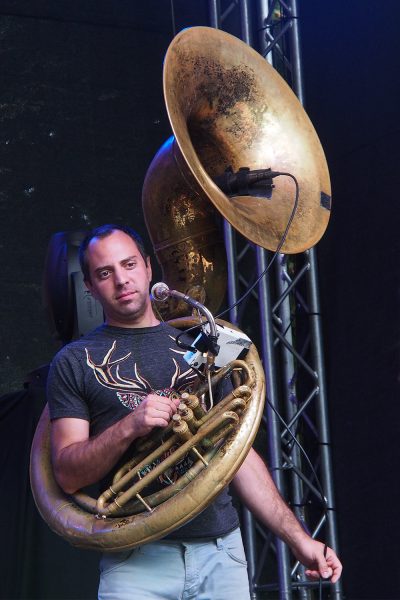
{"left": 30, "top": 27, "right": 331, "bottom": 551}
{"left": 142, "top": 26, "right": 331, "bottom": 317}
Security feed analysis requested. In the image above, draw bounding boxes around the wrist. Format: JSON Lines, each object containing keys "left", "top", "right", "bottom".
{"left": 274, "top": 513, "right": 310, "bottom": 549}
{"left": 286, "top": 530, "right": 314, "bottom": 555}
{"left": 118, "top": 411, "right": 139, "bottom": 444}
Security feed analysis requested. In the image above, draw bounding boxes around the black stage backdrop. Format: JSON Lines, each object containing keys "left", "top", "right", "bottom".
{"left": 1, "top": 1, "right": 399, "bottom": 599}
{"left": 301, "top": 2, "right": 400, "bottom": 598}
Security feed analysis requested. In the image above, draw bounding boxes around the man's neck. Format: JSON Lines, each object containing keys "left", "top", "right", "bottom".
{"left": 105, "top": 313, "right": 160, "bottom": 329}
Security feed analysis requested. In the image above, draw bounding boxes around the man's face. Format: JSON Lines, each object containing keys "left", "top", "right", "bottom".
{"left": 84, "top": 230, "right": 155, "bottom": 327}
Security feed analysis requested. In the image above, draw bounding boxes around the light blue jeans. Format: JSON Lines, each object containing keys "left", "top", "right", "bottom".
{"left": 98, "top": 527, "right": 250, "bottom": 600}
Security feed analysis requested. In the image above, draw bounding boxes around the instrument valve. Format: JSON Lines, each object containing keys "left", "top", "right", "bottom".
{"left": 181, "top": 392, "right": 206, "bottom": 420}
{"left": 178, "top": 402, "right": 200, "bottom": 433}
{"left": 172, "top": 414, "right": 191, "bottom": 442}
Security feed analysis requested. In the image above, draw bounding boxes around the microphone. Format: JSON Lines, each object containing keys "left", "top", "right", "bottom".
{"left": 213, "top": 166, "right": 279, "bottom": 196}
{"left": 151, "top": 282, "right": 170, "bottom": 301}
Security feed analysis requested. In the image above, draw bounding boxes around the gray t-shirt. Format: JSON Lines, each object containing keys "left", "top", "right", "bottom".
{"left": 47, "top": 322, "right": 240, "bottom": 539}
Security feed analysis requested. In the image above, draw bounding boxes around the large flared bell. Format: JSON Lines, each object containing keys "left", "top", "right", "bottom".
{"left": 161, "top": 26, "right": 331, "bottom": 254}
{"left": 143, "top": 27, "right": 331, "bottom": 317}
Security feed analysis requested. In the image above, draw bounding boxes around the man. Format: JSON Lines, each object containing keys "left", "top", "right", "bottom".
{"left": 48, "top": 224, "right": 342, "bottom": 599}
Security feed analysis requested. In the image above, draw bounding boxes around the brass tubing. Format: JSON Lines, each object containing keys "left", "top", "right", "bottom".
{"left": 106, "top": 446, "right": 221, "bottom": 517}
{"left": 196, "top": 386, "right": 251, "bottom": 429}
{"left": 99, "top": 385, "right": 250, "bottom": 513}
{"left": 202, "top": 412, "right": 240, "bottom": 448}
{"left": 100, "top": 410, "right": 240, "bottom": 516}
{"left": 190, "top": 447, "right": 209, "bottom": 466}
{"left": 134, "top": 493, "right": 153, "bottom": 513}
{"left": 112, "top": 436, "right": 169, "bottom": 484}
{"left": 199, "top": 397, "right": 247, "bottom": 448}
{"left": 196, "top": 359, "right": 254, "bottom": 397}
{"left": 195, "top": 364, "right": 234, "bottom": 396}
{"left": 71, "top": 490, "right": 98, "bottom": 514}
{"left": 113, "top": 416, "right": 180, "bottom": 483}
{"left": 112, "top": 384, "right": 249, "bottom": 504}
{"left": 113, "top": 388, "right": 201, "bottom": 482}
{"left": 97, "top": 433, "right": 179, "bottom": 513}
{"left": 173, "top": 413, "right": 207, "bottom": 465}
{"left": 135, "top": 419, "right": 175, "bottom": 453}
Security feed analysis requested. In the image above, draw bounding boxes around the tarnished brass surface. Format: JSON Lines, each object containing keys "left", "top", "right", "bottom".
{"left": 30, "top": 318, "right": 265, "bottom": 551}
{"left": 157, "top": 26, "right": 331, "bottom": 254}
{"left": 143, "top": 137, "right": 227, "bottom": 319}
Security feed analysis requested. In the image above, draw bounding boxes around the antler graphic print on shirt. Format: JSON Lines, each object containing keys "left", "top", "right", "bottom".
{"left": 85, "top": 340, "right": 196, "bottom": 410}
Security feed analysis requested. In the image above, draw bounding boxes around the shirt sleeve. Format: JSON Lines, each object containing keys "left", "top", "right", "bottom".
{"left": 47, "top": 345, "right": 90, "bottom": 422}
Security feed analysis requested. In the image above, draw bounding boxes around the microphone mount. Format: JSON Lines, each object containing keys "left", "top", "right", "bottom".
{"left": 214, "top": 166, "right": 279, "bottom": 199}
{"left": 151, "top": 283, "right": 220, "bottom": 358}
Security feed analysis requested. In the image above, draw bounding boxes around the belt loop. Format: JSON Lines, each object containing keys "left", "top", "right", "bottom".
{"left": 216, "top": 536, "right": 223, "bottom": 550}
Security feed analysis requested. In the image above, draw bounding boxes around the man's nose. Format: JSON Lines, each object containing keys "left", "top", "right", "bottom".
{"left": 113, "top": 267, "right": 129, "bottom": 286}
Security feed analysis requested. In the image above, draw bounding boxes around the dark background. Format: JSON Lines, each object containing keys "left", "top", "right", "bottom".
{"left": 1, "top": 1, "right": 399, "bottom": 598}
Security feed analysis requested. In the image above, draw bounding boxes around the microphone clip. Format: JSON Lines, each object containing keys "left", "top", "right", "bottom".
{"left": 214, "top": 166, "right": 275, "bottom": 199}
{"left": 192, "top": 331, "right": 220, "bottom": 357}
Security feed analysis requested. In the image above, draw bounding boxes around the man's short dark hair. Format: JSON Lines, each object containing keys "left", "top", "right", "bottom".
{"left": 79, "top": 224, "right": 148, "bottom": 282}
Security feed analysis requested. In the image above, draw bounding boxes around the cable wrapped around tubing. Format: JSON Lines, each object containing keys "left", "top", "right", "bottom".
{"left": 29, "top": 317, "right": 265, "bottom": 552}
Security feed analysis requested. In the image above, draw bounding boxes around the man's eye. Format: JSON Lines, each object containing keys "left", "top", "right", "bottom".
{"left": 99, "top": 270, "right": 110, "bottom": 279}
{"left": 126, "top": 261, "right": 136, "bottom": 269}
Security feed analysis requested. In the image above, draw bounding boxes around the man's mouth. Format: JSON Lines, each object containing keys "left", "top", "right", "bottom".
{"left": 116, "top": 291, "right": 137, "bottom": 301}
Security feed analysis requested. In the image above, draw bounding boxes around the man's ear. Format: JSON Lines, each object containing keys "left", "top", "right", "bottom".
{"left": 146, "top": 257, "right": 152, "bottom": 281}
{"left": 84, "top": 278, "right": 98, "bottom": 300}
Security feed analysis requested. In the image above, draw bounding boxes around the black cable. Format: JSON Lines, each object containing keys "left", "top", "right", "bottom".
{"left": 265, "top": 397, "right": 327, "bottom": 508}
{"left": 318, "top": 543, "right": 329, "bottom": 599}
{"left": 174, "top": 322, "right": 205, "bottom": 350}
{"left": 264, "top": 395, "right": 331, "bottom": 599}
{"left": 216, "top": 172, "right": 299, "bottom": 320}
{"left": 174, "top": 167, "right": 328, "bottom": 522}
{"left": 174, "top": 172, "right": 298, "bottom": 347}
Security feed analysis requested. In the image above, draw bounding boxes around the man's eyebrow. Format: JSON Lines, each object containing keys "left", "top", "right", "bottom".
{"left": 121, "top": 255, "right": 137, "bottom": 264}
{"left": 93, "top": 255, "right": 138, "bottom": 275}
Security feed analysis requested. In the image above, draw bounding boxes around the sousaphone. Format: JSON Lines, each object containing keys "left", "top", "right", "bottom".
{"left": 30, "top": 27, "right": 331, "bottom": 551}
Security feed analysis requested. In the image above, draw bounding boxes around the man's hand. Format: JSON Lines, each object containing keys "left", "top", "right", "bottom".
{"left": 129, "top": 393, "right": 181, "bottom": 438}
{"left": 233, "top": 449, "right": 343, "bottom": 584}
{"left": 292, "top": 538, "right": 342, "bottom": 583}
{"left": 51, "top": 393, "right": 181, "bottom": 493}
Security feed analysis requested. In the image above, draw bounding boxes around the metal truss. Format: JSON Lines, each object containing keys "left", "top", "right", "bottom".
{"left": 206, "top": 1, "right": 343, "bottom": 598}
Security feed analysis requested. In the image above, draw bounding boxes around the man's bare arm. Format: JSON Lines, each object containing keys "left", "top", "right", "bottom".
{"left": 232, "top": 448, "right": 342, "bottom": 583}
{"left": 51, "top": 393, "right": 180, "bottom": 494}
